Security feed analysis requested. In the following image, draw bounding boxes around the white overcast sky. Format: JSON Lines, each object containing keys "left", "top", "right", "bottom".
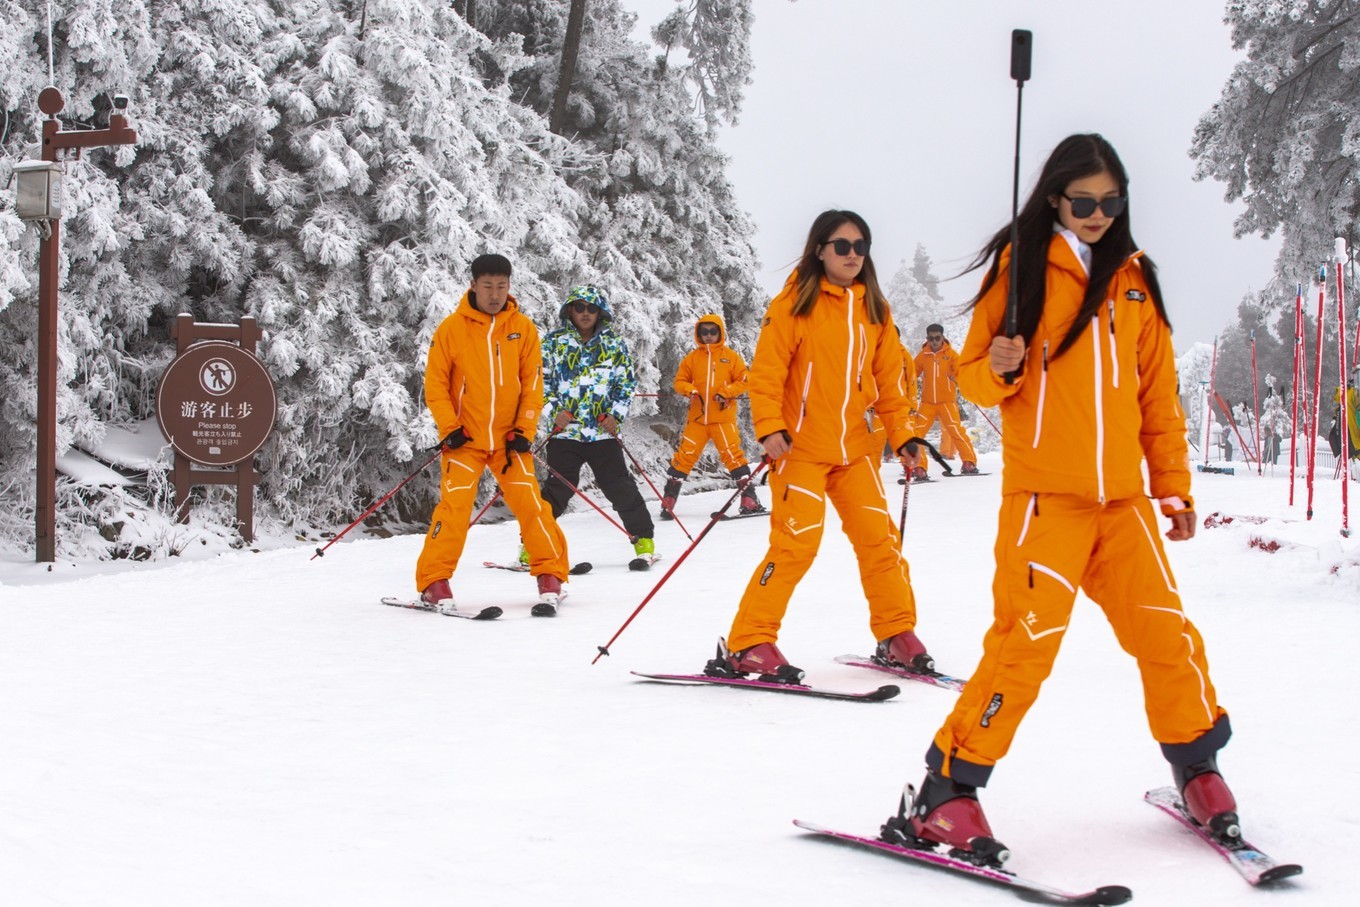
{"left": 621, "top": 0, "right": 1279, "bottom": 350}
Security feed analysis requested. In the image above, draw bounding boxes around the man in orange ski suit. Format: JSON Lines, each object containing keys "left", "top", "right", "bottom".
{"left": 927, "top": 235, "right": 1227, "bottom": 789}
{"left": 913, "top": 325, "right": 979, "bottom": 477}
{"left": 416, "top": 255, "right": 569, "bottom": 604}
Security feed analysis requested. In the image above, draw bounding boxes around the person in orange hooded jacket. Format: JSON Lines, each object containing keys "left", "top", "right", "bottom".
{"left": 886, "top": 135, "right": 1238, "bottom": 866}
{"left": 660, "top": 314, "right": 763, "bottom": 519}
{"left": 911, "top": 324, "right": 979, "bottom": 479}
{"left": 867, "top": 331, "right": 919, "bottom": 462}
{"left": 703, "top": 210, "right": 933, "bottom": 682}
{"left": 415, "top": 254, "right": 569, "bottom": 614}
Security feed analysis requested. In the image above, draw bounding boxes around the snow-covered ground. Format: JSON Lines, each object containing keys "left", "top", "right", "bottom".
{"left": 2, "top": 454, "right": 1354, "bottom": 905}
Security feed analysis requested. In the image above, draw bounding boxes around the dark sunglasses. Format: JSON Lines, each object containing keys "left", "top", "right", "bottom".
{"left": 568, "top": 301, "right": 600, "bottom": 314}
{"left": 823, "top": 238, "right": 870, "bottom": 257}
{"left": 927, "top": 334, "right": 943, "bottom": 342}
{"left": 1063, "top": 195, "right": 1127, "bottom": 219}
{"left": 697, "top": 325, "right": 720, "bottom": 335}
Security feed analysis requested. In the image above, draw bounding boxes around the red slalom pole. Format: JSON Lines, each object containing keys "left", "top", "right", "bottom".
{"left": 1308, "top": 266, "right": 1327, "bottom": 520}
{"left": 592, "top": 458, "right": 771, "bottom": 663}
{"left": 311, "top": 447, "right": 442, "bottom": 560}
{"left": 1336, "top": 238, "right": 1350, "bottom": 537}
{"left": 1214, "top": 394, "right": 1258, "bottom": 466}
{"left": 1204, "top": 336, "right": 1218, "bottom": 465}
{"left": 1250, "top": 330, "right": 1263, "bottom": 474}
{"left": 1290, "top": 285, "right": 1303, "bottom": 505}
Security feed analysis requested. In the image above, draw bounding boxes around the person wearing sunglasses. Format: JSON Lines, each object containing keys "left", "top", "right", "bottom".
{"left": 659, "top": 315, "right": 763, "bottom": 521}
{"left": 704, "top": 210, "right": 934, "bottom": 683}
{"left": 537, "top": 285, "right": 657, "bottom": 570}
{"left": 416, "top": 254, "right": 570, "bottom": 615}
{"left": 910, "top": 323, "right": 980, "bottom": 480}
{"left": 889, "top": 135, "right": 1239, "bottom": 866}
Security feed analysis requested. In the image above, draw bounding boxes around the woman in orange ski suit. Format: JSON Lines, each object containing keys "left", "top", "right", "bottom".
{"left": 661, "top": 315, "right": 762, "bottom": 516}
{"left": 895, "top": 135, "right": 1237, "bottom": 862}
{"left": 416, "top": 255, "right": 569, "bottom": 606}
{"left": 708, "top": 210, "right": 932, "bottom": 682}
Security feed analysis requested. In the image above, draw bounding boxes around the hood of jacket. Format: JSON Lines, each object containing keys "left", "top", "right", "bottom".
{"left": 693, "top": 313, "right": 727, "bottom": 346}
{"left": 558, "top": 285, "right": 613, "bottom": 325}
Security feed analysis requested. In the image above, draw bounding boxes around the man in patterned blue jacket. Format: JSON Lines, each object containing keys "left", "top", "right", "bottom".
{"left": 537, "top": 286, "right": 656, "bottom": 566}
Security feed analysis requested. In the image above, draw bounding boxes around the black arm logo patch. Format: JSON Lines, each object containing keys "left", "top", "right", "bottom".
{"left": 980, "top": 692, "right": 1004, "bottom": 727}
{"left": 1125, "top": 290, "right": 1146, "bottom": 302}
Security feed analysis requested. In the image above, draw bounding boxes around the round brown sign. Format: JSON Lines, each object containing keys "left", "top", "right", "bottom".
{"left": 156, "top": 342, "right": 277, "bottom": 466}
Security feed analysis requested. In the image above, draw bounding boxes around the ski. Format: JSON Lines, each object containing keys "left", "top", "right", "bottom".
{"left": 629, "top": 554, "right": 662, "bottom": 571}
{"left": 630, "top": 671, "right": 898, "bottom": 702}
{"left": 710, "top": 510, "right": 769, "bottom": 520}
{"left": 897, "top": 476, "right": 937, "bottom": 485}
{"left": 380, "top": 597, "right": 503, "bottom": 620}
{"left": 792, "top": 820, "right": 1131, "bottom": 905}
{"left": 942, "top": 471, "right": 991, "bottom": 478}
{"left": 833, "top": 654, "right": 967, "bottom": 692}
{"left": 1143, "top": 786, "right": 1302, "bottom": 886}
{"left": 482, "top": 560, "right": 593, "bottom": 575}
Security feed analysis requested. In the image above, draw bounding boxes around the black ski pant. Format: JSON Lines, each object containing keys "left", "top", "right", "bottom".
{"left": 541, "top": 437, "right": 655, "bottom": 541}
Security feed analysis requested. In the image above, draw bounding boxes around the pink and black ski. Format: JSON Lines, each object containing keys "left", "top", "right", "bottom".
{"left": 792, "top": 820, "right": 1131, "bottom": 904}
{"left": 1143, "top": 786, "right": 1302, "bottom": 885}
{"left": 630, "top": 671, "right": 898, "bottom": 702}
{"left": 833, "top": 654, "right": 966, "bottom": 692}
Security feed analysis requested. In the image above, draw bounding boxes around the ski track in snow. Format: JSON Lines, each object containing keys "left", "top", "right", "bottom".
{"left": 1, "top": 456, "right": 1353, "bottom": 905}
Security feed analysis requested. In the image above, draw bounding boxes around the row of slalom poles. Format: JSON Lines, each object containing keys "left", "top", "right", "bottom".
{"left": 616, "top": 436, "right": 693, "bottom": 542}
{"left": 1204, "top": 336, "right": 1218, "bottom": 465}
{"left": 1250, "top": 329, "right": 1263, "bottom": 474}
{"left": 1214, "top": 392, "right": 1259, "bottom": 466}
{"left": 1336, "top": 237, "right": 1350, "bottom": 537}
{"left": 1290, "top": 285, "right": 1304, "bottom": 505}
{"left": 1308, "top": 265, "right": 1327, "bottom": 520}
{"left": 591, "top": 457, "right": 771, "bottom": 663}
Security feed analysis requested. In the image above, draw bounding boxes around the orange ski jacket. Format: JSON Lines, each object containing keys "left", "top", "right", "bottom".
{"left": 956, "top": 234, "right": 1190, "bottom": 505}
{"left": 749, "top": 272, "right": 914, "bottom": 464}
{"left": 424, "top": 291, "right": 544, "bottom": 452}
{"left": 915, "top": 340, "right": 962, "bottom": 405}
{"left": 674, "top": 314, "right": 749, "bottom": 425}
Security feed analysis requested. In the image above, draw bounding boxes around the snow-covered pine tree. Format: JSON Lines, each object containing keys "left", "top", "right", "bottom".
{"left": 1190, "top": 0, "right": 1360, "bottom": 306}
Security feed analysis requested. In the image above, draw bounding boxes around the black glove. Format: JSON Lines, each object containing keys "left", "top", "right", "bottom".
{"left": 439, "top": 427, "right": 471, "bottom": 451}
{"left": 505, "top": 429, "right": 531, "bottom": 454}
{"left": 898, "top": 438, "right": 920, "bottom": 458}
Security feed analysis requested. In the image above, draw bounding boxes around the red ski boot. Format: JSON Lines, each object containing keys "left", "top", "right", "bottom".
{"left": 881, "top": 772, "right": 1010, "bottom": 867}
{"left": 874, "top": 630, "right": 935, "bottom": 673}
{"left": 704, "top": 638, "right": 805, "bottom": 684}
{"left": 1175, "top": 757, "right": 1240, "bottom": 842}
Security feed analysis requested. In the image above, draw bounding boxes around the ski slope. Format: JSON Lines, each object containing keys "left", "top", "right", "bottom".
{"left": 1, "top": 456, "right": 1353, "bottom": 905}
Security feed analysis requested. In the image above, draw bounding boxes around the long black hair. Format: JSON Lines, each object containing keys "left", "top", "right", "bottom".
{"left": 965, "top": 134, "right": 1170, "bottom": 358}
{"left": 792, "top": 210, "right": 890, "bottom": 324}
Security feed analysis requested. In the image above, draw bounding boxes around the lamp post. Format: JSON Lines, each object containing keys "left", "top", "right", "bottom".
{"left": 22, "top": 86, "right": 137, "bottom": 561}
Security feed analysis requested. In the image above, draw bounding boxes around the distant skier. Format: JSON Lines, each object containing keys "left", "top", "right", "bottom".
{"left": 415, "top": 254, "right": 570, "bottom": 614}
{"left": 910, "top": 324, "right": 979, "bottom": 479}
{"left": 659, "top": 314, "right": 763, "bottom": 520}
{"left": 890, "top": 135, "right": 1240, "bottom": 865}
{"left": 705, "top": 209, "right": 932, "bottom": 682}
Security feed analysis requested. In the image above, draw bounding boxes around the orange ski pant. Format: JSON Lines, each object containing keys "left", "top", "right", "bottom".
{"left": 415, "top": 446, "right": 569, "bottom": 591}
{"left": 727, "top": 455, "right": 918, "bottom": 651}
{"left": 931, "top": 492, "right": 1226, "bottom": 780}
{"left": 915, "top": 401, "right": 976, "bottom": 468}
{"left": 669, "top": 420, "right": 748, "bottom": 475}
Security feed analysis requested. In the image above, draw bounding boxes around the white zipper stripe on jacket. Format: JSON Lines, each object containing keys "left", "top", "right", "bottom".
{"left": 1032, "top": 340, "right": 1049, "bottom": 448}
{"left": 1091, "top": 316, "right": 1105, "bottom": 503}
{"left": 485, "top": 315, "right": 497, "bottom": 448}
{"left": 703, "top": 345, "right": 712, "bottom": 422}
{"left": 1107, "top": 299, "right": 1119, "bottom": 389}
{"left": 839, "top": 288, "right": 854, "bottom": 464}
{"left": 857, "top": 323, "right": 868, "bottom": 388}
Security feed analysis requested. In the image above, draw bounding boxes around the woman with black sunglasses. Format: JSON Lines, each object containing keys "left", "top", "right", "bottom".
{"left": 704, "top": 210, "right": 932, "bottom": 684}
{"left": 887, "top": 134, "right": 1240, "bottom": 867}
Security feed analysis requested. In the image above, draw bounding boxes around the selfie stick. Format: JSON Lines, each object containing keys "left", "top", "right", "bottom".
{"left": 1004, "top": 29, "right": 1032, "bottom": 385}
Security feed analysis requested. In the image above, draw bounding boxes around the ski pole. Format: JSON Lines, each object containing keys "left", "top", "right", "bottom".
{"left": 592, "top": 458, "right": 771, "bottom": 663}
{"left": 1308, "top": 265, "right": 1326, "bottom": 520}
{"left": 975, "top": 406, "right": 1002, "bottom": 438}
{"left": 472, "top": 433, "right": 556, "bottom": 527}
{"left": 1290, "top": 286, "right": 1302, "bottom": 505}
{"left": 898, "top": 460, "right": 912, "bottom": 550}
{"left": 311, "top": 446, "right": 442, "bottom": 560}
{"left": 1336, "top": 237, "right": 1349, "bottom": 537}
{"left": 1250, "top": 329, "right": 1263, "bottom": 474}
{"left": 531, "top": 447, "right": 633, "bottom": 539}
{"left": 615, "top": 436, "right": 694, "bottom": 541}
{"left": 1002, "top": 28, "right": 1032, "bottom": 386}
